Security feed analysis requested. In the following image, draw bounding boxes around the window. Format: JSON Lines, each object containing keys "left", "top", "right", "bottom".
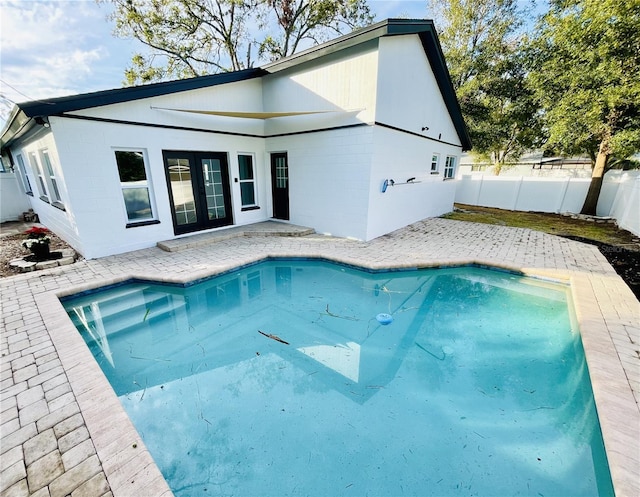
{"left": 15, "top": 154, "right": 33, "bottom": 194}
{"left": 430, "top": 153, "right": 440, "bottom": 174}
{"left": 29, "top": 152, "right": 48, "bottom": 199}
{"left": 238, "top": 154, "right": 257, "bottom": 209}
{"left": 40, "top": 150, "right": 62, "bottom": 203}
{"left": 444, "top": 155, "right": 457, "bottom": 179}
{"left": 114, "top": 150, "right": 155, "bottom": 223}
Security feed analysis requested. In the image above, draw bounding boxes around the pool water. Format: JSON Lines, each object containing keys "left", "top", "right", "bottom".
{"left": 62, "top": 260, "right": 613, "bottom": 496}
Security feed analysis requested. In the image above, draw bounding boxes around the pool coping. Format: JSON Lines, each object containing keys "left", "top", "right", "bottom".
{"left": 36, "top": 254, "right": 639, "bottom": 497}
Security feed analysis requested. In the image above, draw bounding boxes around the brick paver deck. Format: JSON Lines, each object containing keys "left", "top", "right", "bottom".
{"left": 1, "top": 219, "right": 638, "bottom": 497}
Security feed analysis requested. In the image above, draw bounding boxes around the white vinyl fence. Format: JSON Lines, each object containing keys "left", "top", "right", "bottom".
{"left": 455, "top": 170, "right": 640, "bottom": 236}
{"left": 0, "top": 172, "right": 32, "bottom": 223}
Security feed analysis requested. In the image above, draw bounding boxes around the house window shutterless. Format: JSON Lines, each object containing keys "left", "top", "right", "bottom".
{"left": 430, "top": 153, "right": 440, "bottom": 174}
{"left": 29, "top": 152, "right": 48, "bottom": 200}
{"left": 444, "top": 155, "right": 457, "bottom": 179}
{"left": 238, "top": 154, "right": 258, "bottom": 209}
{"left": 114, "top": 150, "right": 155, "bottom": 224}
{"left": 15, "top": 154, "right": 33, "bottom": 195}
{"left": 40, "top": 149, "right": 63, "bottom": 205}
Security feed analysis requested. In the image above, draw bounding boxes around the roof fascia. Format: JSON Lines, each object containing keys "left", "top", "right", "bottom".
{"left": 416, "top": 28, "right": 473, "bottom": 151}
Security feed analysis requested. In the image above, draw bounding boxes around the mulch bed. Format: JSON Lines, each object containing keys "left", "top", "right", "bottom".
{"left": 561, "top": 235, "right": 640, "bottom": 301}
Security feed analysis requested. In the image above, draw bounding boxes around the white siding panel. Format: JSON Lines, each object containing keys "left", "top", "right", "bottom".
{"left": 376, "top": 35, "right": 460, "bottom": 147}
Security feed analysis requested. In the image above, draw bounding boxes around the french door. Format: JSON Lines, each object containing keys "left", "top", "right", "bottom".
{"left": 163, "top": 151, "right": 233, "bottom": 235}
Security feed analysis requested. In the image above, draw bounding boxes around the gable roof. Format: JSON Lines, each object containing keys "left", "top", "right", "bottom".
{"left": 1, "top": 19, "right": 471, "bottom": 150}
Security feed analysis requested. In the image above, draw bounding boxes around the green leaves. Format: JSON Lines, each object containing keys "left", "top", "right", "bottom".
{"left": 101, "top": 0, "right": 374, "bottom": 84}
{"left": 431, "top": 0, "right": 539, "bottom": 171}
{"left": 528, "top": 0, "right": 640, "bottom": 161}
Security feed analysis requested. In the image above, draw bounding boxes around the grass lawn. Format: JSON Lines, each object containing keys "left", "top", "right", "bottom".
{"left": 443, "top": 204, "right": 640, "bottom": 300}
{"left": 443, "top": 204, "right": 639, "bottom": 246}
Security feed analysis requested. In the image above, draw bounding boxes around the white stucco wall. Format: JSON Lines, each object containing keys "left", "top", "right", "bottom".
{"left": 375, "top": 35, "right": 461, "bottom": 147}
{"left": 366, "top": 126, "right": 458, "bottom": 240}
{"left": 48, "top": 114, "right": 269, "bottom": 259}
{"left": 266, "top": 126, "right": 374, "bottom": 240}
{"left": 8, "top": 126, "right": 84, "bottom": 252}
{"left": 364, "top": 34, "right": 463, "bottom": 240}
{"left": 262, "top": 41, "right": 379, "bottom": 136}
{"left": 71, "top": 78, "right": 266, "bottom": 137}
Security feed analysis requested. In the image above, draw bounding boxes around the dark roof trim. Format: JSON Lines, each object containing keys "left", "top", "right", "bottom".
{"left": 416, "top": 29, "right": 472, "bottom": 151}
{"left": 375, "top": 121, "right": 463, "bottom": 149}
{"left": 264, "top": 18, "right": 435, "bottom": 72}
{"left": 16, "top": 68, "right": 266, "bottom": 118}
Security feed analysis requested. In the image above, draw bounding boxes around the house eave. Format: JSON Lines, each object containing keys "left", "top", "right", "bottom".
{"left": 0, "top": 107, "right": 36, "bottom": 151}
{"left": 8, "top": 68, "right": 267, "bottom": 121}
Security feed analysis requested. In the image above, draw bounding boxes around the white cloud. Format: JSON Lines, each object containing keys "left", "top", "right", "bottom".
{"left": 0, "top": 0, "right": 130, "bottom": 107}
{"left": 0, "top": 0, "right": 427, "bottom": 126}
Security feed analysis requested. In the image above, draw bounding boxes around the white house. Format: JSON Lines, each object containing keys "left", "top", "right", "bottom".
{"left": 0, "top": 19, "right": 471, "bottom": 259}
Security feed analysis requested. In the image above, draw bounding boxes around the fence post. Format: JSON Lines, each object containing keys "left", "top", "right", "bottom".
{"left": 512, "top": 177, "right": 524, "bottom": 210}
{"left": 557, "top": 176, "right": 571, "bottom": 213}
{"left": 475, "top": 175, "right": 484, "bottom": 206}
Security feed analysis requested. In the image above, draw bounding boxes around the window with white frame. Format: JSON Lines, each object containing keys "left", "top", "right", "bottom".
{"left": 40, "top": 149, "right": 62, "bottom": 204}
{"left": 29, "top": 151, "right": 48, "bottom": 199}
{"left": 15, "top": 154, "right": 33, "bottom": 194}
{"left": 444, "top": 155, "right": 457, "bottom": 179}
{"left": 430, "top": 153, "right": 440, "bottom": 174}
{"left": 114, "top": 150, "right": 155, "bottom": 223}
{"left": 238, "top": 154, "right": 258, "bottom": 209}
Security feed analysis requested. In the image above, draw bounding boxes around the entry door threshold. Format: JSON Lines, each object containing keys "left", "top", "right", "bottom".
{"left": 157, "top": 221, "right": 315, "bottom": 252}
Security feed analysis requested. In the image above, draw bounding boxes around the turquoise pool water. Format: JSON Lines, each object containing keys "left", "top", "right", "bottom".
{"left": 62, "top": 260, "right": 613, "bottom": 496}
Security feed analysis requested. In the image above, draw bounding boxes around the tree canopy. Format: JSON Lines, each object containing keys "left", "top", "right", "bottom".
{"left": 528, "top": 0, "right": 640, "bottom": 213}
{"left": 100, "top": 0, "right": 374, "bottom": 84}
{"left": 429, "top": 0, "right": 542, "bottom": 174}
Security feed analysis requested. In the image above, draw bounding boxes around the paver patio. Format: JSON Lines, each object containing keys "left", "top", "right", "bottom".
{"left": 1, "top": 218, "right": 638, "bottom": 497}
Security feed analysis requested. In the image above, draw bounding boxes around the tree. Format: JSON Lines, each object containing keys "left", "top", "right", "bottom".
{"left": 429, "top": 0, "right": 542, "bottom": 174}
{"left": 528, "top": 0, "right": 640, "bottom": 215}
{"left": 257, "top": 0, "right": 373, "bottom": 60}
{"left": 99, "top": 0, "right": 374, "bottom": 85}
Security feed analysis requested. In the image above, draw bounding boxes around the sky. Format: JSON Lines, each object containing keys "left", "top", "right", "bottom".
{"left": 0, "top": 0, "right": 428, "bottom": 128}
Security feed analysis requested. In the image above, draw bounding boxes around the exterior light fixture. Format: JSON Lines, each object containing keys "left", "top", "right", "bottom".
{"left": 34, "top": 117, "right": 50, "bottom": 128}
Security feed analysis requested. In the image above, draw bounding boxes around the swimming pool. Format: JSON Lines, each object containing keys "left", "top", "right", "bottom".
{"left": 62, "top": 259, "right": 613, "bottom": 496}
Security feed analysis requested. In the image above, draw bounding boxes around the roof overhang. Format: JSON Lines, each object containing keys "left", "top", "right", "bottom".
{"left": 0, "top": 19, "right": 471, "bottom": 151}
{"left": 0, "top": 68, "right": 266, "bottom": 150}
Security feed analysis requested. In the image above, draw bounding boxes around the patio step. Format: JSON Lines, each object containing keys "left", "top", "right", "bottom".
{"left": 157, "top": 221, "right": 315, "bottom": 252}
